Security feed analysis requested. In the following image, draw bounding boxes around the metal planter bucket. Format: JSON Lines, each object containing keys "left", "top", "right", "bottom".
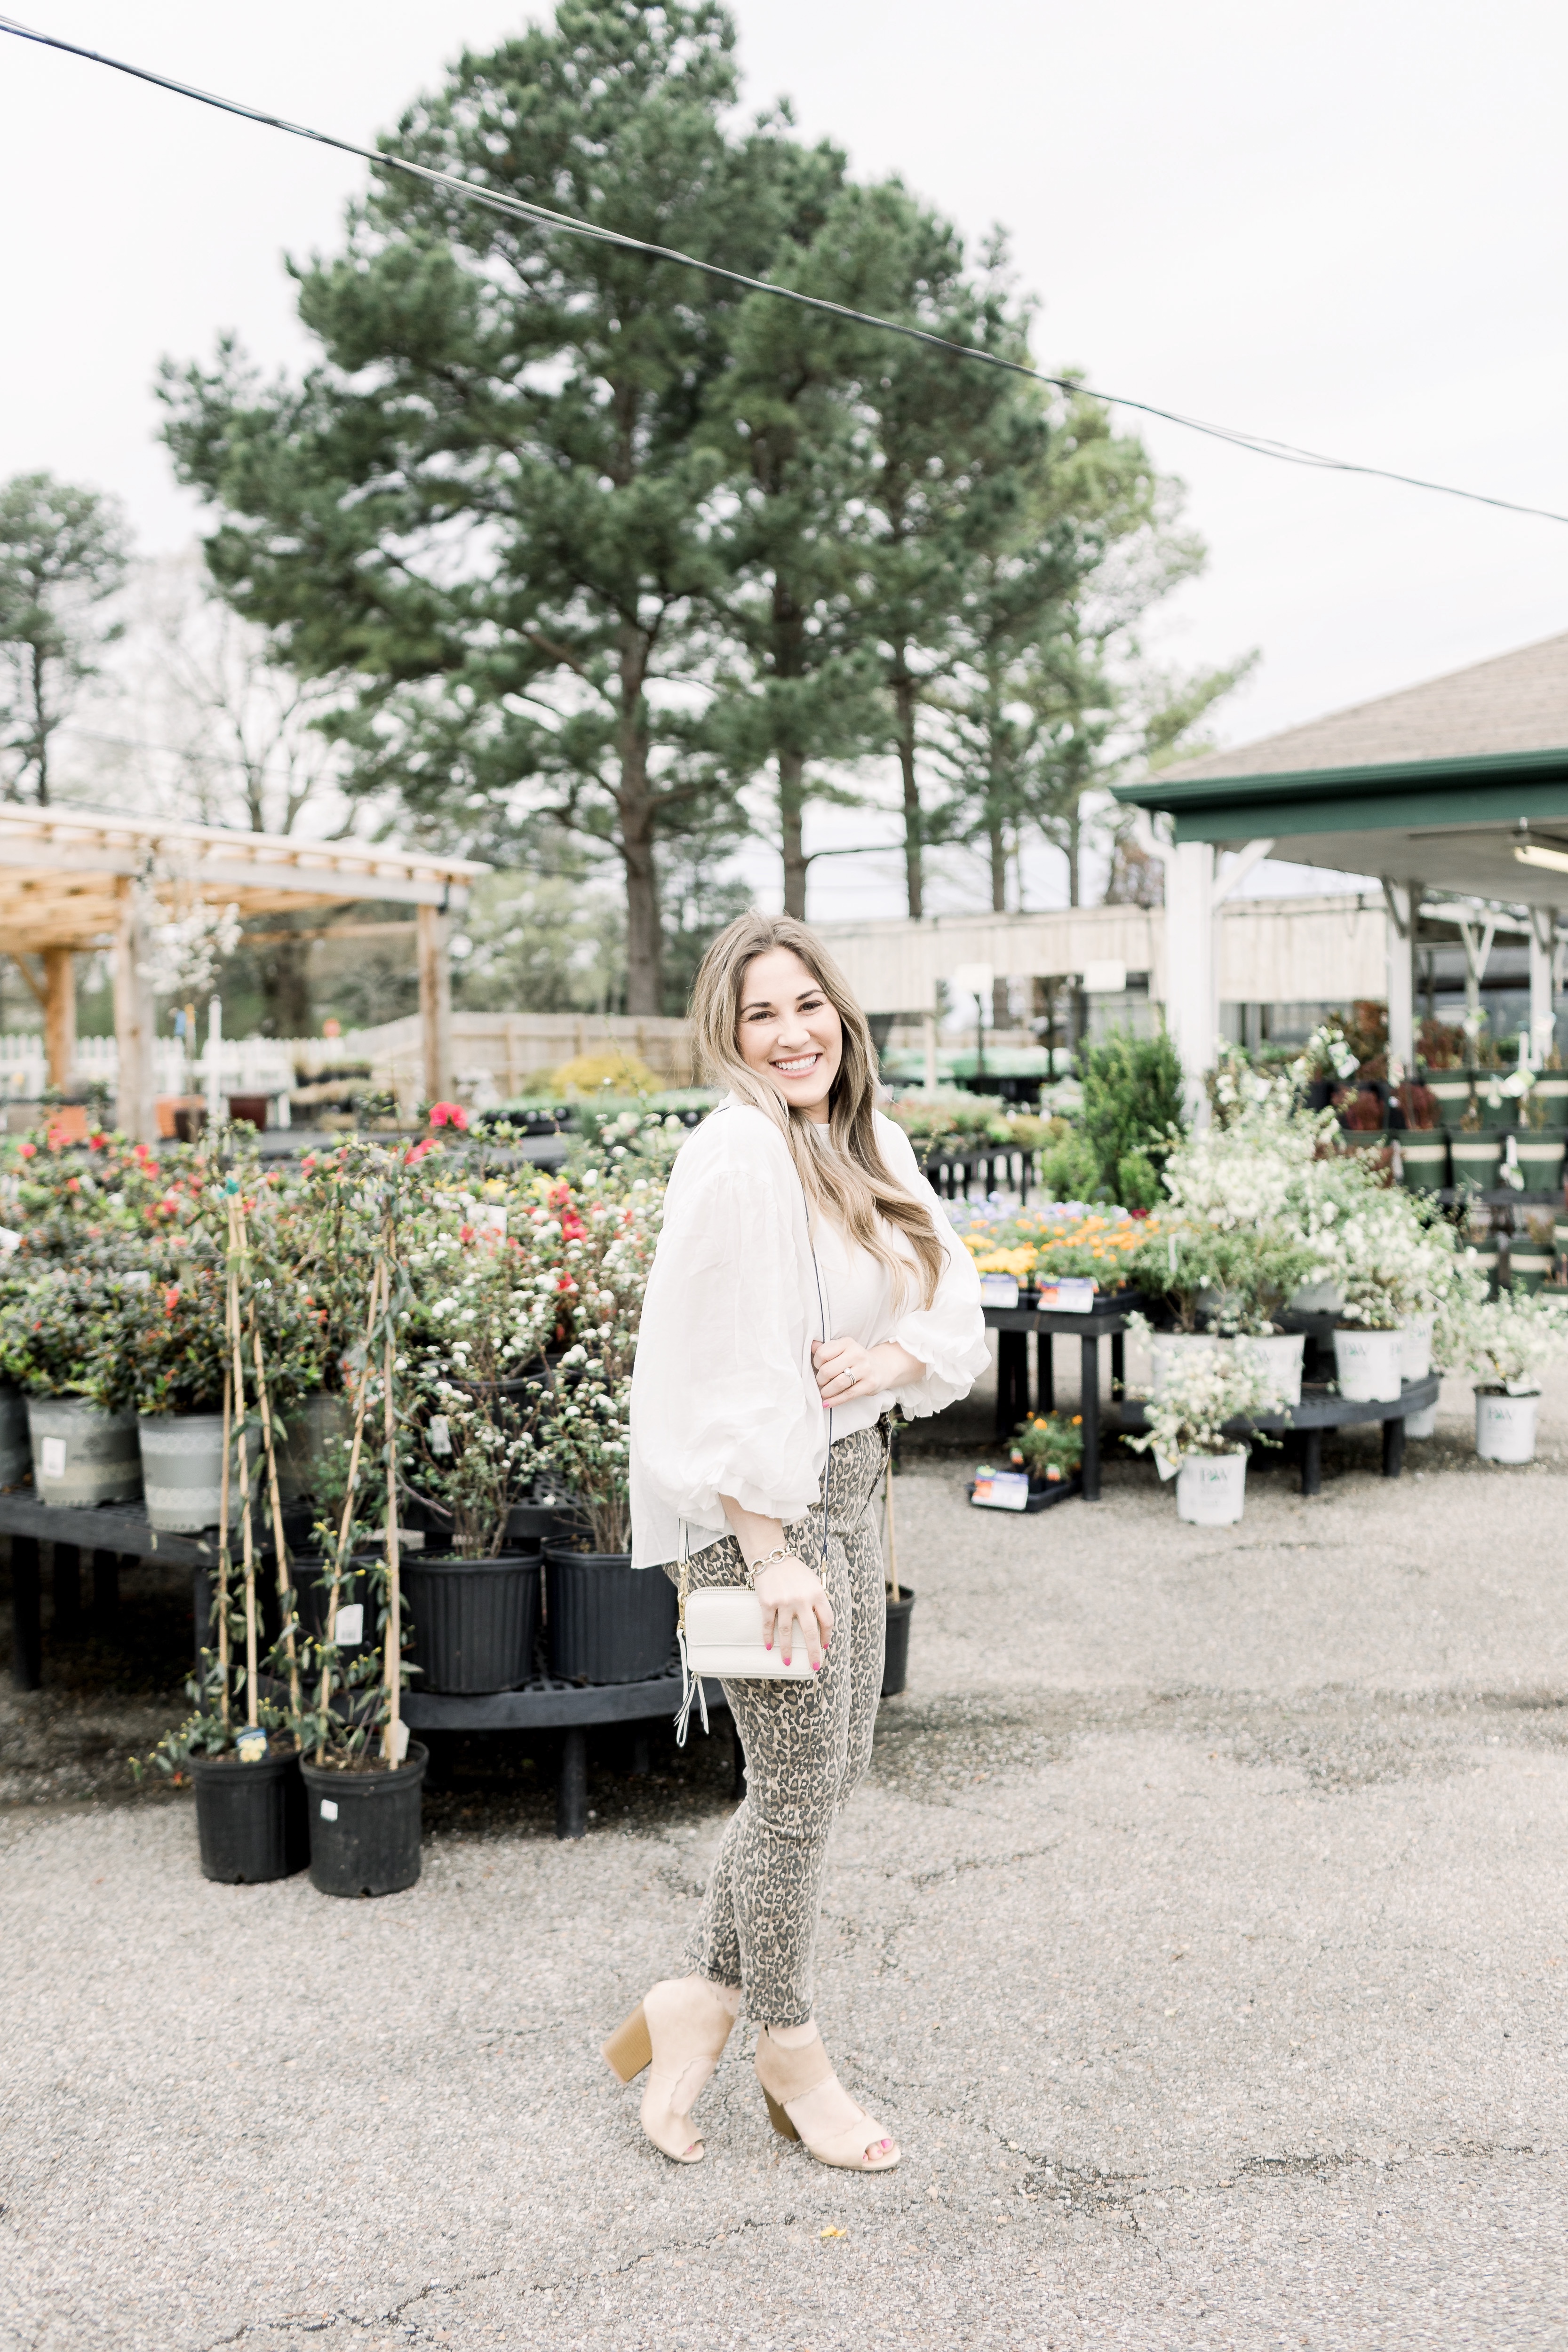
{"left": 137, "top": 1412, "right": 256, "bottom": 1533}
{"left": 0, "top": 1382, "right": 29, "bottom": 1486}
{"left": 27, "top": 1396, "right": 142, "bottom": 1507}
{"left": 275, "top": 1390, "right": 353, "bottom": 1504}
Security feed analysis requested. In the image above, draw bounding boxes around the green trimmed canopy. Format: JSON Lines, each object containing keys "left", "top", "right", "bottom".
{"left": 1112, "top": 630, "right": 1568, "bottom": 905}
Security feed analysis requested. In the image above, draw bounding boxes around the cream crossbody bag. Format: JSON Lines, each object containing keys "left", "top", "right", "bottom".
{"left": 674, "top": 1247, "right": 834, "bottom": 1744}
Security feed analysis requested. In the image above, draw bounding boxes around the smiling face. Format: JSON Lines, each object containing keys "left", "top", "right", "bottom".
{"left": 735, "top": 946, "right": 844, "bottom": 1123}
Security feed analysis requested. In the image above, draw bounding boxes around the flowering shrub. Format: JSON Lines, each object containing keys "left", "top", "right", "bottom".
{"left": 530, "top": 1167, "right": 663, "bottom": 1553}
{"left": 1126, "top": 1343, "right": 1287, "bottom": 1466}
{"left": 1442, "top": 1287, "right": 1568, "bottom": 1393}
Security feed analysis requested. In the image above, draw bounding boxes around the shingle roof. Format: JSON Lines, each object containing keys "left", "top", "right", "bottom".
{"left": 1165, "top": 629, "right": 1568, "bottom": 781}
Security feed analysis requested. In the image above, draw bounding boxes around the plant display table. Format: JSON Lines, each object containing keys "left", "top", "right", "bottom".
{"left": 983, "top": 1292, "right": 1146, "bottom": 1500}
{"left": 0, "top": 1492, "right": 732, "bottom": 1839}
{"left": 1115, "top": 1375, "right": 1440, "bottom": 1496}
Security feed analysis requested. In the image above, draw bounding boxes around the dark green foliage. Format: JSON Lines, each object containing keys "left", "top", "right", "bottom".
{"left": 1078, "top": 1028, "right": 1186, "bottom": 1199}
{"left": 0, "top": 471, "right": 129, "bottom": 803}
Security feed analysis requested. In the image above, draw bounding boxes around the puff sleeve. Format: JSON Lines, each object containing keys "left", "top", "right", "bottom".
{"left": 874, "top": 1114, "right": 991, "bottom": 1422}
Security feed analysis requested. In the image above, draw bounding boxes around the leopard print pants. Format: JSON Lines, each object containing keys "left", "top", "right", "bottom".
{"left": 663, "top": 1419, "right": 891, "bottom": 2029}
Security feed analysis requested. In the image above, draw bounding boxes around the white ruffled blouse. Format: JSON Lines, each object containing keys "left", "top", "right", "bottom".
{"left": 629, "top": 1100, "right": 988, "bottom": 1568}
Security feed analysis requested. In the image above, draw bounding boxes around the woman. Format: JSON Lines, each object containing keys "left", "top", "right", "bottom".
{"left": 604, "top": 912, "right": 987, "bottom": 2170}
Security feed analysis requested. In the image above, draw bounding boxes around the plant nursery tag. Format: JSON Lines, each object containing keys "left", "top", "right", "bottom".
{"left": 319, "top": 1798, "right": 339, "bottom": 1820}
{"left": 1154, "top": 1451, "right": 1179, "bottom": 1482}
{"left": 235, "top": 1726, "right": 269, "bottom": 1763}
{"left": 40, "top": 1437, "right": 66, "bottom": 1478}
{"left": 1036, "top": 1279, "right": 1097, "bottom": 1313}
{"left": 979, "top": 1273, "right": 1020, "bottom": 1308}
{"left": 428, "top": 1414, "right": 452, "bottom": 1456}
{"left": 334, "top": 1603, "right": 364, "bottom": 1645}
{"left": 971, "top": 1469, "right": 1030, "bottom": 1510}
{"left": 385, "top": 1719, "right": 410, "bottom": 1764}
{"left": 0, "top": 1225, "right": 19, "bottom": 1259}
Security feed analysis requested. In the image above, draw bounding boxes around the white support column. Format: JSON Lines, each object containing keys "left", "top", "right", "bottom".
{"left": 1529, "top": 906, "right": 1558, "bottom": 1064}
{"left": 1381, "top": 880, "right": 1419, "bottom": 1079}
{"left": 1163, "top": 839, "right": 1215, "bottom": 1124}
{"left": 112, "top": 882, "right": 156, "bottom": 1142}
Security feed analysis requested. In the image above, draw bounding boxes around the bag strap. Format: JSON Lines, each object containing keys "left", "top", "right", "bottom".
{"left": 811, "top": 1240, "right": 832, "bottom": 1565}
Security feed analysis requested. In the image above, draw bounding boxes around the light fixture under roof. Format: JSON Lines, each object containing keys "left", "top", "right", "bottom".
{"left": 1514, "top": 843, "right": 1568, "bottom": 876}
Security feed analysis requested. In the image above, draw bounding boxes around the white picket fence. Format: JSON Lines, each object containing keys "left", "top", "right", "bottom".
{"left": 0, "top": 1009, "right": 693, "bottom": 1112}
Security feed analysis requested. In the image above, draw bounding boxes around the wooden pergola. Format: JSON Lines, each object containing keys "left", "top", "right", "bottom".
{"left": 0, "top": 805, "right": 486, "bottom": 1139}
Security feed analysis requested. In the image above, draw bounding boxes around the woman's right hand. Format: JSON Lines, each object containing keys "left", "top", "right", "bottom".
{"left": 753, "top": 1555, "right": 834, "bottom": 1671}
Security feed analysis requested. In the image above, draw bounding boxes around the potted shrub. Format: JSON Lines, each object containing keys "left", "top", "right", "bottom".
{"left": 1007, "top": 1409, "right": 1084, "bottom": 1498}
{"left": 125, "top": 1252, "right": 254, "bottom": 1532}
{"left": 536, "top": 1175, "right": 677, "bottom": 1684}
{"left": 0, "top": 1264, "right": 144, "bottom": 1504}
{"left": 293, "top": 1205, "right": 427, "bottom": 1898}
{"left": 1126, "top": 1344, "right": 1285, "bottom": 1526}
{"left": 135, "top": 1658, "right": 308, "bottom": 1885}
{"left": 1453, "top": 1290, "right": 1568, "bottom": 1465}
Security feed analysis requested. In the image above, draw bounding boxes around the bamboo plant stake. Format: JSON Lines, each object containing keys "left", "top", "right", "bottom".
{"left": 883, "top": 1460, "right": 901, "bottom": 1606}
{"left": 313, "top": 1259, "right": 384, "bottom": 1766}
{"left": 225, "top": 1199, "right": 260, "bottom": 1729}
{"left": 234, "top": 1195, "right": 303, "bottom": 1718}
{"left": 215, "top": 1364, "right": 232, "bottom": 1731}
{"left": 380, "top": 1209, "right": 404, "bottom": 1767}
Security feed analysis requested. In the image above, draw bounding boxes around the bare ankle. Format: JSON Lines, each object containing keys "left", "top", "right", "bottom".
{"left": 766, "top": 2017, "right": 818, "bottom": 2049}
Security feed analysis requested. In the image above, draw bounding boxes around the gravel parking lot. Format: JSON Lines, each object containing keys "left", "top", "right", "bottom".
{"left": 4, "top": 1349, "right": 1568, "bottom": 2351}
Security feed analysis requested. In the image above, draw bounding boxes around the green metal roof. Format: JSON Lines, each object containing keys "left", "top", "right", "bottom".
{"left": 1110, "top": 742, "right": 1568, "bottom": 904}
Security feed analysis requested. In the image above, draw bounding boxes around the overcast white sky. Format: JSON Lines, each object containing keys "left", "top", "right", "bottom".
{"left": 2, "top": 0, "right": 1565, "bottom": 918}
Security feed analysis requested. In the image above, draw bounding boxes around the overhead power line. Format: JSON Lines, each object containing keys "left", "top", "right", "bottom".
{"left": 3, "top": 10, "right": 1566, "bottom": 529}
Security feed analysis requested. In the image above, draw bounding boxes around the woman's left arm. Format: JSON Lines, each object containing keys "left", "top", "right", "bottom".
{"left": 871, "top": 1118, "right": 992, "bottom": 1419}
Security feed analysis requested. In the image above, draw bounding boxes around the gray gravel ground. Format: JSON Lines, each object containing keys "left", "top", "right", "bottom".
{"left": 4, "top": 1348, "right": 1568, "bottom": 2352}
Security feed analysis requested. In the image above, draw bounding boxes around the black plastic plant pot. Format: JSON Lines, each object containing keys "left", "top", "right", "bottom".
{"left": 300, "top": 1743, "right": 429, "bottom": 1898}
{"left": 543, "top": 1543, "right": 677, "bottom": 1685}
{"left": 881, "top": 1588, "right": 915, "bottom": 1698}
{"left": 401, "top": 1553, "right": 541, "bottom": 1693}
{"left": 188, "top": 1745, "right": 309, "bottom": 1884}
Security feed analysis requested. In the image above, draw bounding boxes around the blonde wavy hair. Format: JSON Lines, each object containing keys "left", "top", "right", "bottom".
{"left": 689, "top": 912, "right": 944, "bottom": 1311}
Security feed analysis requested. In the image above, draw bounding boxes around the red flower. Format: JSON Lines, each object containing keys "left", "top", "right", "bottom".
{"left": 561, "top": 1211, "right": 586, "bottom": 1241}
{"left": 88, "top": 1131, "right": 107, "bottom": 1151}
{"left": 429, "top": 1101, "right": 468, "bottom": 1131}
{"left": 16, "top": 1142, "right": 35, "bottom": 1159}
{"left": 405, "top": 1138, "right": 436, "bottom": 1165}
{"left": 65, "top": 1177, "right": 80, "bottom": 1194}
{"left": 460, "top": 1223, "right": 475, "bottom": 1244}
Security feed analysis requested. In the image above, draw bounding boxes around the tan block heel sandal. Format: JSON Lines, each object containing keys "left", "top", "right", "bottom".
{"left": 602, "top": 1977, "right": 736, "bottom": 2163}
{"left": 754, "top": 2025, "right": 900, "bottom": 2171}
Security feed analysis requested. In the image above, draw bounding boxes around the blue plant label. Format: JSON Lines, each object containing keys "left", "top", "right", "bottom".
{"left": 971, "top": 1469, "right": 1030, "bottom": 1511}
{"left": 979, "top": 1272, "right": 1019, "bottom": 1308}
{"left": 235, "top": 1726, "right": 269, "bottom": 1763}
